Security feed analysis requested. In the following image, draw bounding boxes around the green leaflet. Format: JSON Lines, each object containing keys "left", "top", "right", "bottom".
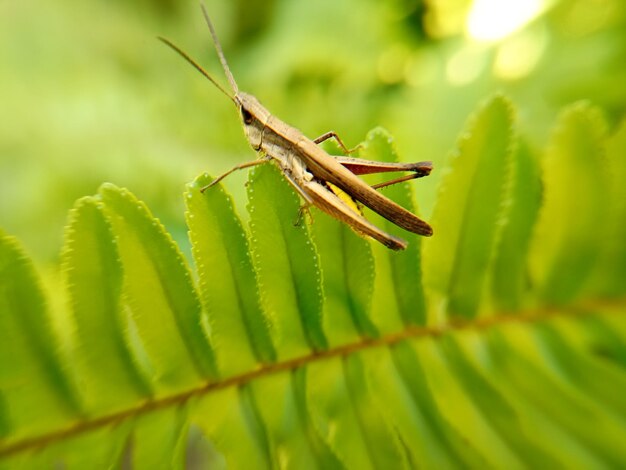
{"left": 185, "top": 174, "right": 276, "bottom": 375}
{"left": 530, "top": 103, "right": 609, "bottom": 305}
{"left": 536, "top": 320, "right": 626, "bottom": 421}
{"left": 130, "top": 406, "right": 188, "bottom": 469}
{"left": 361, "top": 127, "right": 427, "bottom": 327}
{"left": 61, "top": 197, "right": 153, "bottom": 414}
{"left": 247, "top": 164, "right": 327, "bottom": 357}
{"left": 310, "top": 208, "right": 376, "bottom": 344}
{"left": 578, "top": 314, "right": 626, "bottom": 370}
{"left": 490, "top": 140, "right": 542, "bottom": 311}
{"left": 291, "top": 368, "right": 346, "bottom": 469}
{"left": 388, "top": 342, "right": 486, "bottom": 469}
{"left": 185, "top": 424, "right": 227, "bottom": 470}
{"left": 590, "top": 118, "right": 626, "bottom": 296}
{"left": 488, "top": 323, "right": 625, "bottom": 466}
{"left": 0, "top": 233, "right": 80, "bottom": 440}
{"left": 461, "top": 328, "right": 603, "bottom": 468}
{"left": 250, "top": 371, "right": 344, "bottom": 470}
{"left": 306, "top": 358, "right": 376, "bottom": 469}
{"left": 98, "top": 183, "right": 217, "bottom": 391}
{"left": 192, "top": 386, "right": 273, "bottom": 469}
{"left": 413, "top": 336, "right": 524, "bottom": 468}
{"left": 423, "top": 95, "right": 515, "bottom": 320}
{"left": 440, "top": 334, "right": 560, "bottom": 468}
{"left": 341, "top": 353, "right": 408, "bottom": 468}
{"left": 52, "top": 422, "right": 132, "bottom": 469}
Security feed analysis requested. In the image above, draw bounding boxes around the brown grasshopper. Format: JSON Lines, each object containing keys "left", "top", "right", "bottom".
{"left": 159, "top": 5, "right": 433, "bottom": 250}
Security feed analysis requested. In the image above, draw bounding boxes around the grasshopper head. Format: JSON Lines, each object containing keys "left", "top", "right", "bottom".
{"left": 236, "top": 92, "right": 271, "bottom": 151}
{"left": 160, "top": 8, "right": 272, "bottom": 153}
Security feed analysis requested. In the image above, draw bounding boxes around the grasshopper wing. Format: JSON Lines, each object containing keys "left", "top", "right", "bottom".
{"left": 297, "top": 140, "right": 433, "bottom": 237}
{"left": 302, "top": 180, "right": 408, "bottom": 250}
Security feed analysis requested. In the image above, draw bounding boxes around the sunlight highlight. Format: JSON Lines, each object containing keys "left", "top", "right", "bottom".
{"left": 467, "top": 0, "right": 544, "bottom": 41}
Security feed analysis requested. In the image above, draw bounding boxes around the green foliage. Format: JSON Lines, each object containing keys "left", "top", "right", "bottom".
{"left": 1, "top": 95, "right": 625, "bottom": 468}
{"left": 530, "top": 103, "right": 609, "bottom": 305}
{"left": 61, "top": 198, "right": 152, "bottom": 413}
{"left": 361, "top": 128, "right": 427, "bottom": 328}
{"left": 424, "top": 95, "right": 514, "bottom": 319}
{"left": 186, "top": 174, "right": 275, "bottom": 372}
{"left": 247, "top": 164, "right": 326, "bottom": 356}
{"left": 0, "top": 235, "right": 81, "bottom": 440}
{"left": 98, "top": 183, "right": 218, "bottom": 388}
{"left": 310, "top": 193, "right": 376, "bottom": 343}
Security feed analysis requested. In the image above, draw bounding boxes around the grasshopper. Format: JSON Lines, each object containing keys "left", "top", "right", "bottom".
{"left": 159, "top": 5, "right": 433, "bottom": 250}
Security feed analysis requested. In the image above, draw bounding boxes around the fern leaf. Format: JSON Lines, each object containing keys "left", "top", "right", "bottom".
{"left": 590, "top": 118, "right": 626, "bottom": 296}
{"left": 341, "top": 353, "right": 407, "bottom": 467}
{"left": 386, "top": 342, "right": 487, "bottom": 468}
{"left": 185, "top": 174, "right": 276, "bottom": 375}
{"left": 130, "top": 406, "right": 188, "bottom": 469}
{"left": 98, "top": 183, "right": 217, "bottom": 390}
{"left": 439, "top": 334, "right": 560, "bottom": 467}
{"left": 310, "top": 205, "right": 376, "bottom": 343}
{"left": 0, "top": 233, "right": 81, "bottom": 440}
{"left": 423, "top": 95, "right": 515, "bottom": 319}
{"left": 249, "top": 371, "right": 344, "bottom": 469}
{"left": 306, "top": 357, "right": 375, "bottom": 469}
{"left": 61, "top": 197, "right": 153, "bottom": 414}
{"left": 191, "top": 386, "right": 274, "bottom": 469}
{"left": 361, "top": 127, "right": 428, "bottom": 328}
{"left": 247, "top": 164, "right": 327, "bottom": 357}
{"left": 52, "top": 421, "right": 132, "bottom": 469}
{"left": 530, "top": 103, "right": 609, "bottom": 305}
{"left": 1, "top": 97, "right": 626, "bottom": 468}
{"left": 415, "top": 335, "right": 525, "bottom": 468}
{"left": 487, "top": 322, "right": 624, "bottom": 465}
{"left": 489, "top": 139, "right": 542, "bottom": 311}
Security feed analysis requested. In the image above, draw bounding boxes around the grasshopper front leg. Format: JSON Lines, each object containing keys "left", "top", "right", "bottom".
{"left": 200, "top": 156, "right": 272, "bottom": 192}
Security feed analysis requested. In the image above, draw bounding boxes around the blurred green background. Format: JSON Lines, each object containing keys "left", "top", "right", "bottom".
{"left": 1, "top": 0, "right": 625, "bottom": 268}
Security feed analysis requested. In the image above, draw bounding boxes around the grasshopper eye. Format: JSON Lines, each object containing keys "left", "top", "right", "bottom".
{"left": 241, "top": 108, "right": 253, "bottom": 125}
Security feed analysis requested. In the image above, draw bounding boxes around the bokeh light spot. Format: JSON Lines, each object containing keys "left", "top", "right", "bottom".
{"left": 467, "top": 0, "right": 545, "bottom": 41}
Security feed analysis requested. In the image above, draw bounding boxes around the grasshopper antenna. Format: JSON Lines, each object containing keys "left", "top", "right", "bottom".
{"left": 200, "top": 3, "right": 239, "bottom": 95}
{"left": 158, "top": 36, "right": 236, "bottom": 104}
